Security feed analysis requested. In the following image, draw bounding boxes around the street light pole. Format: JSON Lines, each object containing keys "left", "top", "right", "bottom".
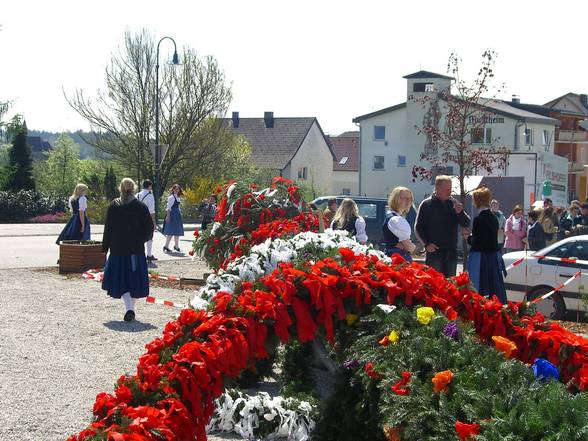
{"left": 154, "top": 36, "right": 179, "bottom": 225}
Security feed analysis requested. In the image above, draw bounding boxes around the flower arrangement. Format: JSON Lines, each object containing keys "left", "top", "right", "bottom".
{"left": 69, "top": 178, "right": 588, "bottom": 441}
{"left": 29, "top": 211, "right": 67, "bottom": 223}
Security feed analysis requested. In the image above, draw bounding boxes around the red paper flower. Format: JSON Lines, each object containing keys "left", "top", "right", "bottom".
{"left": 455, "top": 421, "right": 481, "bottom": 441}
{"left": 390, "top": 371, "right": 411, "bottom": 395}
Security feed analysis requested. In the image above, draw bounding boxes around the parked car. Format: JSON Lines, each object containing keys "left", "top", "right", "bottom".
{"left": 502, "top": 235, "right": 588, "bottom": 320}
{"left": 311, "top": 196, "right": 418, "bottom": 249}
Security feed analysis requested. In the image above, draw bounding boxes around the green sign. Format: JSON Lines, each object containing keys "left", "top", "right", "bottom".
{"left": 542, "top": 180, "right": 552, "bottom": 197}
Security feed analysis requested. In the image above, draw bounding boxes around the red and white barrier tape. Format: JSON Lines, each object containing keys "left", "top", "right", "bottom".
{"left": 505, "top": 257, "right": 525, "bottom": 272}
{"left": 145, "top": 296, "right": 186, "bottom": 309}
{"left": 527, "top": 271, "right": 582, "bottom": 305}
{"left": 82, "top": 270, "right": 180, "bottom": 282}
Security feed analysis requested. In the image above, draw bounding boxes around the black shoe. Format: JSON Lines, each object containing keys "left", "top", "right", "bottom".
{"left": 146, "top": 255, "right": 158, "bottom": 262}
{"left": 163, "top": 246, "right": 171, "bottom": 253}
{"left": 124, "top": 310, "right": 135, "bottom": 322}
{"left": 174, "top": 246, "right": 181, "bottom": 252}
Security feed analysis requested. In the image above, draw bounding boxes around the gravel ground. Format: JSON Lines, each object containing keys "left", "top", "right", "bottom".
{"left": 0, "top": 262, "right": 240, "bottom": 441}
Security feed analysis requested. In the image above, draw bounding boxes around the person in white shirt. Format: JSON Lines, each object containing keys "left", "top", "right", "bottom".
{"left": 56, "top": 183, "right": 91, "bottom": 244}
{"left": 136, "top": 179, "right": 158, "bottom": 262}
{"left": 330, "top": 198, "right": 368, "bottom": 243}
{"left": 383, "top": 187, "right": 416, "bottom": 262}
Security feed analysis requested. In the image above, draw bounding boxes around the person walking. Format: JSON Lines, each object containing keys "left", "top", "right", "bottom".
{"left": 490, "top": 199, "right": 506, "bottom": 251}
{"left": 526, "top": 210, "right": 547, "bottom": 252}
{"left": 101, "top": 178, "right": 153, "bottom": 322}
{"left": 322, "top": 198, "right": 338, "bottom": 227}
{"left": 383, "top": 187, "right": 416, "bottom": 262}
{"left": 56, "top": 183, "right": 91, "bottom": 244}
{"left": 503, "top": 205, "right": 526, "bottom": 253}
{"left": 466, "top": 187, "right": 507, "bottom": 303}
{"left": 330, "top": 198, "right": 368, "bottom": 243}
{"left": 136, "top": 179, "right": 158, "bottom": 262}
{"left": 539, "top": 206, "right": 557, "bottom": 246}
{"left": 162, "top": 184, "right": 184, "bottom": 253}
{"left": 415, "top": 175, "right": 471, "bottom": 277}
{"left": 198, "top": 194, "right": 217, "bottom": 232}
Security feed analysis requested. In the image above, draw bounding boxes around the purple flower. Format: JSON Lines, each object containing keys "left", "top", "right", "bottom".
{"left": 443, "top": 322, "right": 459, "bottom": 341}
{"left": 343, "top": 359, "right": 359, "bottom": 370}
{"left": 532, "top": 358, "right": 559, "bottom": 383}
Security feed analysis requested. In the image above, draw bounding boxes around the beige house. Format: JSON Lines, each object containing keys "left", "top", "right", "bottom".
{"left": 226, "top": 112, "right": 335, "bottom": 194}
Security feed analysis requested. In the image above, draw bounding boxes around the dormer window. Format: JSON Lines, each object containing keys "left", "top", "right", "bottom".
{"left": 413, "top": 82, "right": 435, "bottom": 92}
{"left": 339, "top": 156, "right": 349, "bottom": 165}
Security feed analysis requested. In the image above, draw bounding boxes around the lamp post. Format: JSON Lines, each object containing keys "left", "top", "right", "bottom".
{"left": 154, "top": 36, "right": 179, "bottom": 225}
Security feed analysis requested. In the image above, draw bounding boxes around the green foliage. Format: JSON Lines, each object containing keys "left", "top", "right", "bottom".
{"left": 103, "top": 166, "right": 117, "bottom": 201}
{"left": 85, "top": 198, "right": 111, "bottom": 224}
{"left": 4, "top": 115, "right": 35, "bottom": 191}
{"left": 35, "top": 133, "right": 80, "bottom": 198}
{"left": 0, "top": 190, "right": 67, "bottom": 222}
{"left": 278, "top": 341, "right": 318, "bottom": 398}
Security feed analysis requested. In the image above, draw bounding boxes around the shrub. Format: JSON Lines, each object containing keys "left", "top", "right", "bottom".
{"left": 0, "top": 190, "right": 68, "bottom": 222}
{"left": 85, "top": 198, "right": 111, "bottom": 224}
{"left": 29, "top": 212, "right": 67, "bottom": 223}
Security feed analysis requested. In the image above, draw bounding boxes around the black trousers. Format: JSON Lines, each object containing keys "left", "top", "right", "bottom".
{"left": 425, "top": 249, "right": 458, "bottom": 278}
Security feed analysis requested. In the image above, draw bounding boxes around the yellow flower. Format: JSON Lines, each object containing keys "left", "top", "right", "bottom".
{"left": 388, "top": 330, "right": 400, "bottom": 344}
{"left": 416, "top": 306, "right": 435, "bottom": 325}
{"left": 345, "top": 313, "right": 358, "bottom": 326}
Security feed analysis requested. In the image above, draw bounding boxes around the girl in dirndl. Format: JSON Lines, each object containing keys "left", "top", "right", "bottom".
{"left": 56, "top": 183, "right": 91, "bottom": 244}
{"left": 466, "top": 187, "right": 507, "bottom": 304}
{"left": 383, "top": 187, "right": 417, "bottom": 262}
{"left": 101, "top": 178, "right": 153, "bottom": 321}
{"left": 162, "top": 183, "right": 184, "bottom": 253}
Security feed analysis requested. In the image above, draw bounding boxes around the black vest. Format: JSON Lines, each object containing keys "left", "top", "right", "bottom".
{"left": 382, "top": 211, "right": 400, "bottom": 250}
{"left": 338, "top": 215, "right": 358, "bottom": 236}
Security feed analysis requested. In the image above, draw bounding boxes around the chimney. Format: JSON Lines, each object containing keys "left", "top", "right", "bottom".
{"left": 581, "top": 94, "right": 588, "bottom": 106}
{"left": 232, "top": 111, "right": 239, "bottom": 128}
{"left": 264, "top": 111, "right": 274, "bottom": 128}
{"left": 511, "top": 95, "right": 520, "bottom": 104}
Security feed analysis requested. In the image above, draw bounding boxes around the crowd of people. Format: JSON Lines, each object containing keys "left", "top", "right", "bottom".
{"left": 54, "top": 174, "right": 588, "bottom": 321}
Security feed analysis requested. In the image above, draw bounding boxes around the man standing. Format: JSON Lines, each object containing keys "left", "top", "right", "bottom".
{"left": 490, "top": 199, "right": 506, "bottom": 251}
{"left": 136, "top": 179, "right": 158, "bottom": 262}
{"left": 322, "top": 198, "right": 337, "bottom": 227}
{"left": 198, "top": 195, "right": 217, "bottom": 232}
{"left": 415, "top": 175, "right": 471, "bottom": 277}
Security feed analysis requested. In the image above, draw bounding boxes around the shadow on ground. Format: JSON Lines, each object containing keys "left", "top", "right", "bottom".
{"left": 103, "top": 320, "right": 157, "bottom": 332}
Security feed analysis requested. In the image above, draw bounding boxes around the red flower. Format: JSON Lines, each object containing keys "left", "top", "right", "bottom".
{"left": 115, "top": 384, "right": 132, "bottom": 404}
{"left": 193, "top": 229, "right": 200, "bottom": 237}
{"left": 364, "top": 362, "right": 382, "bottom": 380}
{"left": 455, "top": 421, "right": 481, "bottom": 441}
{"left": 188, "top": 250, "right": 194, "bottom": 256}
{"left": 390, "top": 371, "right": 411, "bottom": 395}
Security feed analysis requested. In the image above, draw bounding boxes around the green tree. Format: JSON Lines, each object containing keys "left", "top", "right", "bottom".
{"left": 103, "top": 165, "right": 117, "bottom": 200}
{"left": 37, "top": 133, "right": 80, "bottom": 197}
{"left": 5, "top": 116, "right": 35, "bottom": 191}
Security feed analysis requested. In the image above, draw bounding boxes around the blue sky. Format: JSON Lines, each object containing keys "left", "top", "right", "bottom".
{"left": 1, "top": 0, "right": 587, "bottom": 135}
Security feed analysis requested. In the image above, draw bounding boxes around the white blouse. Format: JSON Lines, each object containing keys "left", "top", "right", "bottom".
{"left": 69, "top": 195, "right": 87, "bottom": 212}
{"left": 386, "top": 211, "right": 412, "bottom": 241}
{"left": 166, "top": 195, "right": 179, "bottom": 210}
{"left": 330, "top": 217, "right": 368, "bottom": 243}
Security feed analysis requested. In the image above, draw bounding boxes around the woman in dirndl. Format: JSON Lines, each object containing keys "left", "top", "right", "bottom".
{"left": 466, "top": 187, "right": 507, "bottom": 304}
{"left": 382, "top": 186, "right": 417, "bottom": 262}
{"left": 162, "top": 183, "right": 184, "bottom": 253}
{"left": 101, "top": 178, "right": 153, "bottom": 321}
{"left": 56, "top": 183, "right": 91, "bottom": 244}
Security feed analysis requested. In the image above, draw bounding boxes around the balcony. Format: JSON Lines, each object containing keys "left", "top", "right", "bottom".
{"left": 556, "top": 130, "right": 588, "bottom": 143}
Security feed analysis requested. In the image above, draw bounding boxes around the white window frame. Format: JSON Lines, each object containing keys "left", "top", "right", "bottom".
{"left": 471, "top": 127, "right": 492, "bottom": 144}
{"left": 373, "top": 155, "right": 385, "bottom": 171}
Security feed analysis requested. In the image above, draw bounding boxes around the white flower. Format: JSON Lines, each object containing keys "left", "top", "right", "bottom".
{"left": 226, "top": 182, "right": 237, "bottom": 199}
{"left": 210, "top": 222, "right": 221, "bottom": 235}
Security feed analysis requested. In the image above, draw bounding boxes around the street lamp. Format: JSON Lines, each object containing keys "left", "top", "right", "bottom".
{"left": 154, "top": 36, "right": 180, "bottom": 225}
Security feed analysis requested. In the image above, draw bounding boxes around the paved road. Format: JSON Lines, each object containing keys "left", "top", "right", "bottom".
{"left": 0, "top": 223, "right": 200, "bottom": 269}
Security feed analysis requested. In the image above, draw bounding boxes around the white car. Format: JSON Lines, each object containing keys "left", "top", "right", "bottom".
{"left": 502, "top": 235, "right": 588, "bottom": 319}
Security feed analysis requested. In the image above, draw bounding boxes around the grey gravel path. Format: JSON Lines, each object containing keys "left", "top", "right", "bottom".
{"left": 0, "top": 266, "right": 239, "bottom": 441}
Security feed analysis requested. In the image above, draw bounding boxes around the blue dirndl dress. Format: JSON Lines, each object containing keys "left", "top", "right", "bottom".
{"left": 162, "top": 196, "right": 184, "bottom": 236}
{"left": 56, "top": 197, "right": 91, "bottom": 244}
{"left": 467, "top": 251, "right": 507, "bottom": 304}
{"left": 101, "top": 254, "right": 149, "bottom": 299}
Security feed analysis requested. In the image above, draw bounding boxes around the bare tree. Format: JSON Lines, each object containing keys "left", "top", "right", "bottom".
{"left": 412, "top": 50, "right": 508, "bottom": 263}
{"left": 66, "top": 30, "right": 234, "bottom": 195}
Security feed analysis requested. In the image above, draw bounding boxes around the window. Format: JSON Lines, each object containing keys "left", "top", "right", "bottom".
{"left": 297, "top": 167, "right": 307, "bottom": 180}
{"left": 567, "top": 241, "right": 588, "bottom": 261}
{"left": 373, "top": 155, "right": 385, "bottom": 170}
{"left": 413, "top": 82, "right": 435, "bottom": 92}
{"left": 341, "top": 188, "right": 351, "bottom": 196}
{"left": 524, "top": 128, "right": 533, "bottom": 145}
{"left": 397, "top": 155, "right": 406, "bottom": 167}
{"left": 357, "top": 203, "right": 378, "bottom": 219}
{"left": 542, "top": 129, "right": 550, "bottom": 146}
{"left": 374, "top": 126, "right": 385, "bottom": 140}
{"left": 471, "top": 127, "right": 492, "bottom": 144}
{"left": 339, "top": 156, "right": 349, "bottom": 165}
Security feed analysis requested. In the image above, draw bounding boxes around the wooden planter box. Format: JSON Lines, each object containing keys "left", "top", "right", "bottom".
{"left": 59, "top": 240, "right": 106, "bottom": 274}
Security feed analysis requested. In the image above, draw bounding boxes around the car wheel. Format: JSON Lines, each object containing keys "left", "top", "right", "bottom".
{"left": 526, "top": 286, "right": 566, "bottom": 320}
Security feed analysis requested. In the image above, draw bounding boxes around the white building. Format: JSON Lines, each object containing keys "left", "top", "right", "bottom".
{"left": 352, "top": 71, "right": 566, "bottom": 208}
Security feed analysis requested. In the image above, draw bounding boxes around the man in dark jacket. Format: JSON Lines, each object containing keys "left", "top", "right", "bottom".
{"left": 198, "top": 195, "right": 217, "bottom": 231}
{"left": 415, "top": 175, "right": 471, "bottom": 277}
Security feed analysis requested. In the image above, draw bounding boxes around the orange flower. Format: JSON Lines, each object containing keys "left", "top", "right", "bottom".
{"left": 492, "top": 336, "right": 517, "bottom": 358}
{"left": 432, "top": 370, "right": 454, "bottom": 393}
{"left": 384, "top": 426, "right": 403, "bottom": 441}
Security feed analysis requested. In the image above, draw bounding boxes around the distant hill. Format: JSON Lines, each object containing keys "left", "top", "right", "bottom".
{"left": 28, "top": 130, "right": 103, "bottom": 159}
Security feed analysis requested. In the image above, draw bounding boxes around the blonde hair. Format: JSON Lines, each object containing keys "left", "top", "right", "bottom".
{"left": 119, "top": 178, "right": 136, "bottom": 204}
{"left": 71, "top": 183, "right": 88, "bottom": 200}
{"left": 332, "top": 198, "right": 359, "bottom": 229}
{"left": 435, "top": 175, "right": 452, "bottom": 187}
{"left": 388, "top": 187, "right": 413, "bottom": 215}
{"left": 472, "top": 186, "right": 492, "bottom": 208}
